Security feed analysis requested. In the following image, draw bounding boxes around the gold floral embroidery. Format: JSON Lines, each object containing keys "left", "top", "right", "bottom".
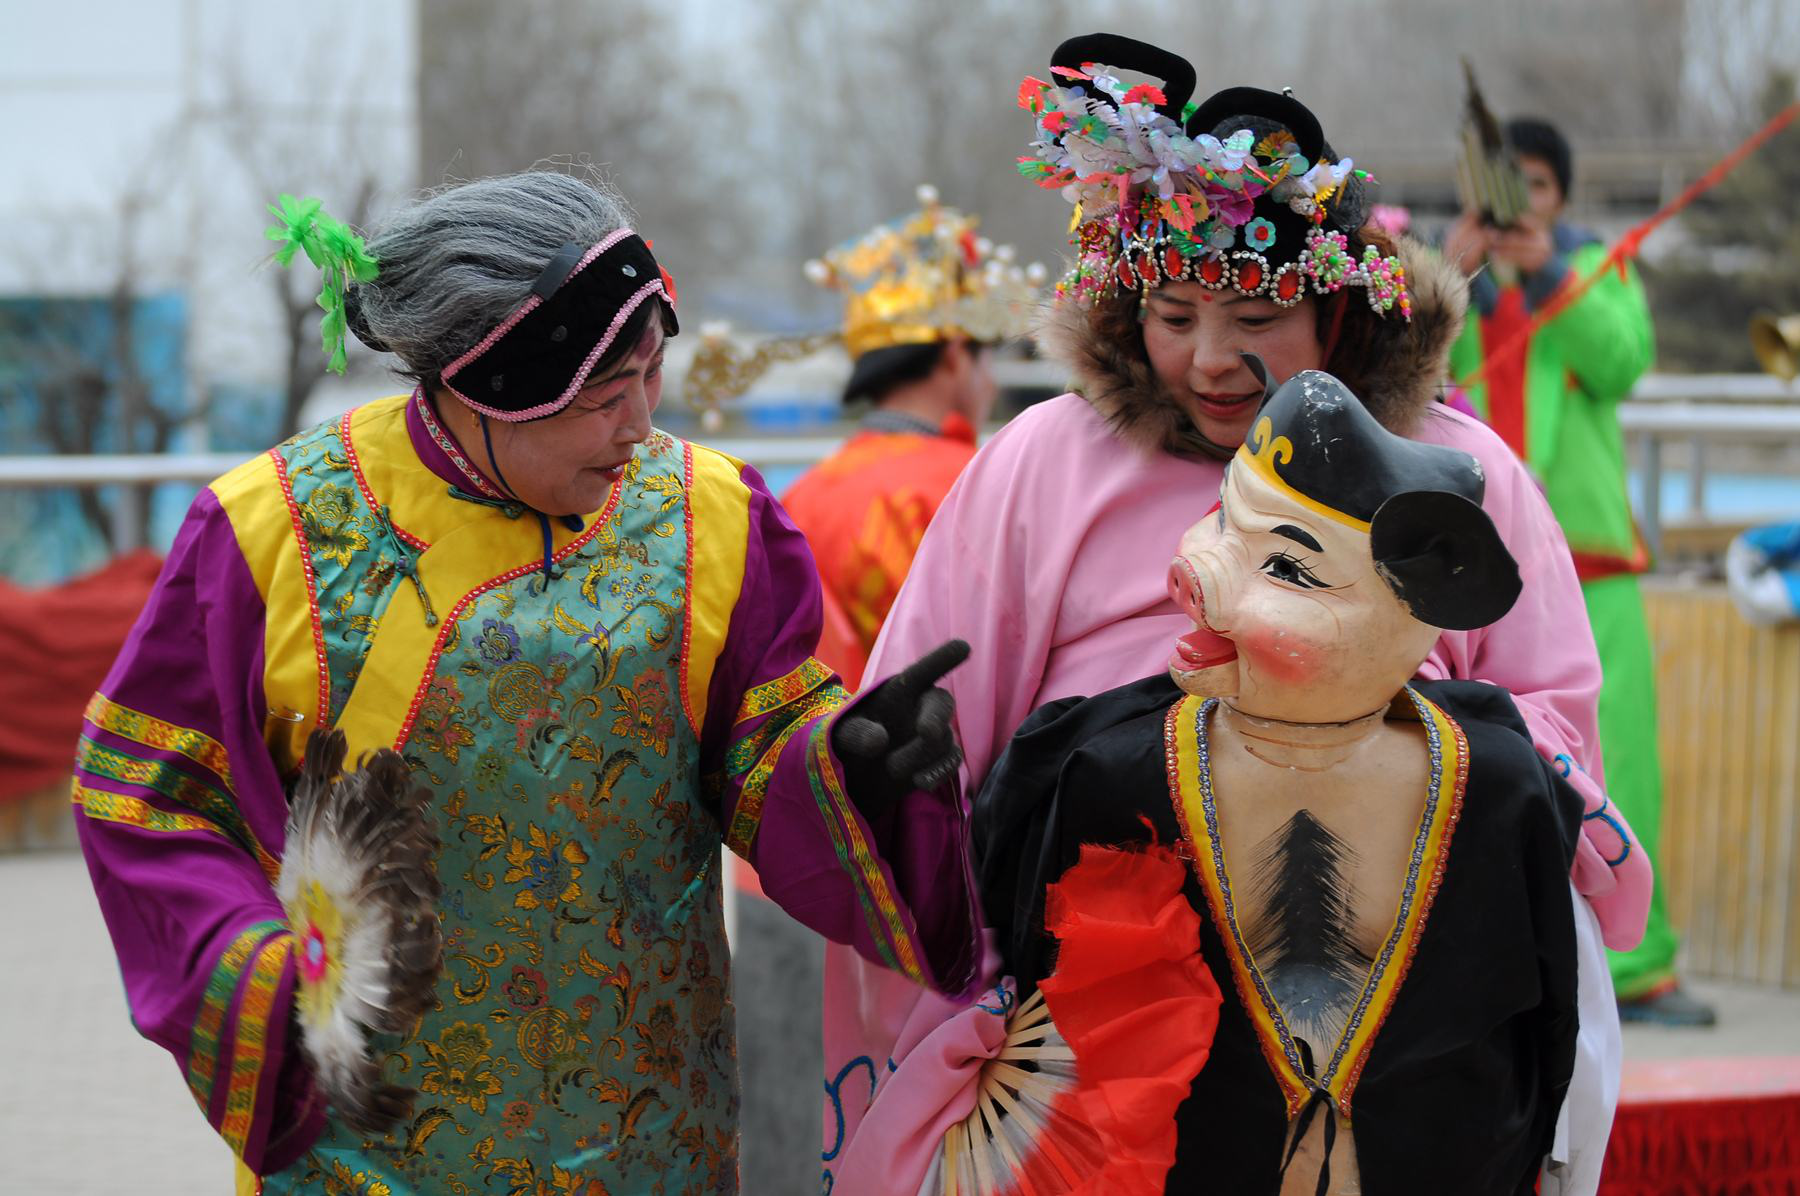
{"left": 265, "top": 420, "right": 742, "bottom": 1191}
{"left": 414, "top": 675, "right": 476, "bottom": 764}
{"left": 502, "top": 824, "right": 588, "bottom": 911}
{"left": 609, "top": 670, "right": 675, "bottom": 757}
{"left": 300, "top": 481, "right": 373, "bottom": 569}
{"left": 632, "top": 999, "right": 686, "bottom": 1086}
{"left": 418, "top": 1020, "right": 507, "bottom": 1115}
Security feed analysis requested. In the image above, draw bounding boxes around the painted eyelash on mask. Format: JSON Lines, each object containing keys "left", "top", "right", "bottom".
{"left": 1262, "top": 551, "right": 1330, "bottom": 589}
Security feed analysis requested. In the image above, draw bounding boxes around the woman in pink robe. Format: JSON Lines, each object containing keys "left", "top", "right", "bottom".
{"left": 821, "top": 42, "right": 1650, "bottom": 1196}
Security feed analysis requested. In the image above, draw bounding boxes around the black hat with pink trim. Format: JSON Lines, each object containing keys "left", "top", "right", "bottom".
{"left": 439, "top": 229, "right": 679, "bottom": 422}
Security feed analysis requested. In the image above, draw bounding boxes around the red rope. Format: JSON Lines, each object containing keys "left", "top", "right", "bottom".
{"left": 1454, "top": 100, "right": 1800, "bottom": 390}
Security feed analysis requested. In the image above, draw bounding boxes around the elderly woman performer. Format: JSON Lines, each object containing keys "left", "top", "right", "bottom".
{"left": 72, "top": 171, "right": 977, "bottom": 1195}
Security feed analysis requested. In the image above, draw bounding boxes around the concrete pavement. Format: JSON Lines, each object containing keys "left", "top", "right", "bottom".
{"left": 1, "top": 852, "right": 233, "bottom": 1195}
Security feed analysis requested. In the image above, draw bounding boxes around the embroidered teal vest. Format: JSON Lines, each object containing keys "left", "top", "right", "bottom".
{"left": 261, "top": 414, "right": 738, "bottom": 1195}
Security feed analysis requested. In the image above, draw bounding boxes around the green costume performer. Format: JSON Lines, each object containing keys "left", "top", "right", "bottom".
{"left": 1446, "top": 128, "right": 1681, "bottom": 1006}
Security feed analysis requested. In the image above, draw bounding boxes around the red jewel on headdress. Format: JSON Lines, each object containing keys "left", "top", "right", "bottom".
{"left": 960, "top": 229, "right": 982, "bottom": 268}
{"left": 1275, "top": 268, "right": 1302, "bottom": 303}
{"left": 1135, "top": 251, "right": 1158, "bottom": 287}
{"left": 1235, "top": 258, "right": 1264, "bottom": 292}
{"left": 1163, "top": 245, "right": 1185, "bottom": 280}
{"left": 1116, "top": 256, "right": 1137, "bottom": 290}
{"left": 1198, "top": 256, "right": 1225, "bottom": 287}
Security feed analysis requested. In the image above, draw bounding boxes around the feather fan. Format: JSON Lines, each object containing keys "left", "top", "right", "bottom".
{"left": 277, "top": 728, "right": 442, "bottom": 1135}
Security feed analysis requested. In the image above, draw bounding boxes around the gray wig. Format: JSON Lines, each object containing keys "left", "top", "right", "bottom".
{"left": 349, "top": 171, "right": 636, "bottom": 386}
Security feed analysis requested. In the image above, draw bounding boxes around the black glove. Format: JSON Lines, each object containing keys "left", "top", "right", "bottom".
{"left": 830, "top": 639, "right": 971, "bottom": 820}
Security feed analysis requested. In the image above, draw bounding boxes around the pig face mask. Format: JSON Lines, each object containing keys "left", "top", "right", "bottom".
{"left": 1167, "top": 367, "right": 1522, "bottom": 724}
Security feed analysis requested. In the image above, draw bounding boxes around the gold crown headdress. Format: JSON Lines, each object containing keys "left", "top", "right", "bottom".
{"left": 682, "top": 187, "right": 1044, "bottom": 428}
{"left": 682, "top": 323, "right": 838, "bottom": 431}
{"left": 805, "top": 185, "right": 1045, "bottom": 360}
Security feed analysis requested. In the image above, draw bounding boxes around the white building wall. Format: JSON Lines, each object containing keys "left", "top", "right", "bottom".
{"left": 0, "top": 0, "right": 419, "bottom": 424}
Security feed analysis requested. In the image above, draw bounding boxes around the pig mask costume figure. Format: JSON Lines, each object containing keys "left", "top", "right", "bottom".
{"left": 1166, "top": 360, "right": 1519, "bottom": 718}
{"left": 969, "top": 367, "right": 1585, "bottom": 1196}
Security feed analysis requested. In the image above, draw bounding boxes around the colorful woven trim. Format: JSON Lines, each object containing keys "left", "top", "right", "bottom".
{"left": 84, "top": 693, "right": 235, "bottom": 791}
{"left": 1330, "top": 692, "right": 1465, "bottom": 1113}
{"left": 75, "top": 736, "right": 277, "bottom": 882}
{"left": 734, "top": 657, "right": 837, "bottom": 725}
{"left": 219, "top": 932, "right": 294, "bottom": 1161}
{"left": 186, "top": 920, "right": 287, "bottom": 1118}
{"left": 723, "top": 681, "right": 851, "bottom": 855}
{"left": 805, "top": 714, "right": 926, "bottom": 985}
{"left": 73, "top": 783, "right": 223, "bottom": 840}
{"left": 723, "top": 684, "right": 849, "bottom": 779}
{"left": 724, "top": 707, "right": 820, "bottom": 857}
{"left": 411, "top": 386, "right": 504, "bottom": 499}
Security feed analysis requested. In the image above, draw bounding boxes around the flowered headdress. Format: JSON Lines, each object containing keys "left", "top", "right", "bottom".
{"left": 1019, "top": 33, "right": 1411, "bottom": 319}
{"left": 804, "top": 185, "right": 1044, "bottom": 360}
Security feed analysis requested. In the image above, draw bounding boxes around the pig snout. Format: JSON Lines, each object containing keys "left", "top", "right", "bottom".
{"left": 1168, "top": 556, "right": 1209, "bottom": 624}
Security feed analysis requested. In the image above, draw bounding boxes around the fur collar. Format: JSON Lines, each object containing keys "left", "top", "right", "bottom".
{"left": 1034, "top": 236, "right": 1469, "bottom": 456}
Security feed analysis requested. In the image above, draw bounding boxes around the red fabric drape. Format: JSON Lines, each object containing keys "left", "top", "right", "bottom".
{"left": 1601, "top": 1057, "right": 1800, "bottom": 1196}
{"left": 0, "top": 551, "right": 162, "bottom": 803}
{"left": 1034, "top": 843, "right": 1224, "bottom": 1194}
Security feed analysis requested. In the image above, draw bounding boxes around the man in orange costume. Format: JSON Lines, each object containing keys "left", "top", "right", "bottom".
{"left": 784, "top": 187, "right": 1040, "bottom": 685}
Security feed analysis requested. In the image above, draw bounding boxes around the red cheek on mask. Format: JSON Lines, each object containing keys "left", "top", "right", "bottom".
{"left": 1242, "top": 626, "right": 1321, "bottom": 684}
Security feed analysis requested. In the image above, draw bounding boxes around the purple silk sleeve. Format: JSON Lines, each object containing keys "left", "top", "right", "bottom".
{"left": 72, "top": 487, "right": 325, "bottom": 1171}
{"left": 698, "top": 465, "right": 980, "bottom": 997}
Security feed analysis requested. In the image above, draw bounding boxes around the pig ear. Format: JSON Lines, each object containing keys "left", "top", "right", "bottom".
{"left": 1370, "top": 491, "right": 1521, "bottom": 631}
{"left": 1238, "top": 353, "right": 1277, "bottom": 406}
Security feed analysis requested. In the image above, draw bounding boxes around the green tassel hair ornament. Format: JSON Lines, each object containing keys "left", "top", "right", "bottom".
{"left": 265, "top": 194, "right": 380, "bottom": 374}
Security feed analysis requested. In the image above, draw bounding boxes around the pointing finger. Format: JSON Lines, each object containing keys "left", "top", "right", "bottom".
{"left": 893, "top": 639, "right": 971, "bottom": 697}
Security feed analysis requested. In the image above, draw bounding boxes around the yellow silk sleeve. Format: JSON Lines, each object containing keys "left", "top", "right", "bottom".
{"left": 682, "top": 443, "right": 753, "bottom": 734}
{"left": 210, "top": 452, "right": 320, "bottom": 773}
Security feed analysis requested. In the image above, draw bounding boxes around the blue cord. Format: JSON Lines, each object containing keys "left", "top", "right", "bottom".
{"left": 479, "top": 414, "right": 584, "bottom": 582}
